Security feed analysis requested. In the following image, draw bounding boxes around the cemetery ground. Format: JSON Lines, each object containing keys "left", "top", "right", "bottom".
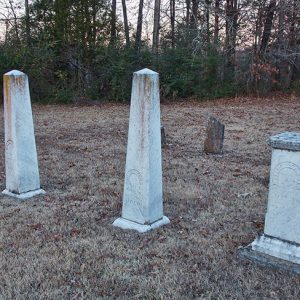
{"left": 0, "top": 94, "right": 300, "bottom": 299}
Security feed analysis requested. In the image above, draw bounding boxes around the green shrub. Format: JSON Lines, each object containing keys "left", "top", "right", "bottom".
{"left": 291, "top": 80, "right": 300, "bottom": 95}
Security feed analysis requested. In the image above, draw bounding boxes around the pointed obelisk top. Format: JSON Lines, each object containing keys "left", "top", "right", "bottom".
{"left": 134, "top": 68, "right": 158, "bottom": 75}
{"left": 5, "top": 70, "right": 25, "bottom": 76}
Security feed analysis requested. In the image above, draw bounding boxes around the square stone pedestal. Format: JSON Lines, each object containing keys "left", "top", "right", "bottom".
{"left": 239, "top": 132, "right": 300, "bottom": 273}
{"left": 2, "top": 188, "right": 46, "bottom": 200}
{"left": 113, "top": 216, "right": 170, "bottom": 233}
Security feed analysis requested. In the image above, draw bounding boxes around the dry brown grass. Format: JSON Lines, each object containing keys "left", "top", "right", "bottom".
{"left": 1, "top": 95, "right": 300, "bottom": 299}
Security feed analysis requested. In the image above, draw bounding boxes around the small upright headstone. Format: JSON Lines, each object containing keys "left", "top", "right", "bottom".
{"left": 113, "top": 68, "right": 170, "bottom": 233}
{"left": 239, "top": 132, "right": 300, "bottom": 272}
{"left": 2, "top": 70, "right": 45, "bottom": 199}
{"left": 204, "top": 114, "right": 225, "bottom": 154}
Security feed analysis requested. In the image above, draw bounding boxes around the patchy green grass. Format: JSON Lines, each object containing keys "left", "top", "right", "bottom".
{"left": 1, "top": 95, "right": 300, "bottom": 299}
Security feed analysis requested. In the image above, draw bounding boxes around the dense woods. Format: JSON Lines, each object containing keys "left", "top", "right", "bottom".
{"left": 0, "top": 0, "right": 300, "bottom": 102}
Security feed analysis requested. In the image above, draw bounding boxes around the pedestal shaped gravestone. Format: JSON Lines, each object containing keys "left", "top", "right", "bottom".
{"left": 239, "top": 132, "right": 300, "bottom": 272}
{"left": 204, "top": 114, "right": 225, "bottom": 154}
{"left": 113, "top": 68, "right": 169, "bottom": 233}
{"left": 2, "top": 70, "right": 45, "bottom": 199}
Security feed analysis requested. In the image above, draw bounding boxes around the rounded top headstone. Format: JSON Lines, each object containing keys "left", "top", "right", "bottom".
{"left": 268, "top": 132, "right": 300, "bottom": 151}
{"left": 134, "top": 68, "right": 158, "bottom": 75}
{"left": 4, "top": 70, "right": 25, "bottom": 76}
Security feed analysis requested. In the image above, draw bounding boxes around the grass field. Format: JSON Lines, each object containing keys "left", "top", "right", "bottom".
{"left": 1, "top": 95, "right": 300, "bottom": 299}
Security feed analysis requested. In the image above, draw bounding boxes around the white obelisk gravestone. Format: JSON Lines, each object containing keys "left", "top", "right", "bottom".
{"left": 113, "top": 68, "right": 169, "bottom": 233}
{"left": 2, "top": 70, "right": 45, "bottom": 199}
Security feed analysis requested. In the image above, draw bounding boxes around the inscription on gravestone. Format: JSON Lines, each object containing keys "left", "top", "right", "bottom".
{"left": 125, "top": 169, "right": 143, "bottom": 208}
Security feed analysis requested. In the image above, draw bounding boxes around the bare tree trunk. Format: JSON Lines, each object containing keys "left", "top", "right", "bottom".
{"left": 284, "top": 0, "right": 298, "bottom": 87}
{"left": 121, "top": 0, "right": 130, "bottom": 47}
{"left": 277, "top": 0, "right": 287, "bottom": 87}
{"left": 8, "top": 0, "right": 20, "bottom": 44}
{"left": 278, "top": 0, "right": 285, "bottom": 46}
{"left": 135, "top": 0, "right": 144, "bottom": 50}
{"left": 205, "top": 0, "right": 211, "bottom": 44}
{"left": 152, "top": 0, "right": 161, "bottom": 54}
{"left": 83, "top": 2, "right": 89, "bottom": 51}
{"left": 53, "top": 0, "right": 67, "bottom": 45}
{"left": 289, "top": 0, "right": 297, "bottom": 47}
{"left": 4, "top": 20, "right": 9, "bottom": 45}
{"left": 91, "top": 0, "right": 97, "bottom": 47}
{"left": 110, "top": 0, "right": 117, "bottom": 46}
{"left": 254, "top": 2, "right": 264, "bottom": 52}
{"left": 214, "top": 0, "right": 220, "bottom": 44}
{"left": 25, "top": 0, "right": 31, "bottom": 47}
{"left": 170, "top": 0, "right": 175, "bottom": 48}
{"left": 225, "top": 0, "right": 238, "bottom": 77}
{"left": 186, "top": 0, "right": 190, "bottom": 25}
{"left": 191, "top": 0, "right": 199, "bottom": 29}
{"left": 260, "top": 0, "right": 277, "bottom": 54}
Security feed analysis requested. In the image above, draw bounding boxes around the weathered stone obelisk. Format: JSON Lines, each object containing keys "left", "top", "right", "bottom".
{"left": 113, "top": 68, "right": 170, "bottom": 233}
{"left": 2, "top": 70, "right": 45, "bottom": 199}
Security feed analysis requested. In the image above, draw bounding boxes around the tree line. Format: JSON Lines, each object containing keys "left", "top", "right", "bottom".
{"left": 0, "top": 0, "right": 299, "bottom": 102}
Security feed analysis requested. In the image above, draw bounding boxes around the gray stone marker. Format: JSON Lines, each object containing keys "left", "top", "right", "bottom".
{"left": 113, "top": 68, "right": 170, "bottom": 233}
{"left": 239, "top": 132, "right": 300, "bottom": 272}
{"left": 204, "top": 114, "right": 225, "bottom": 154}
{"left": 2, "top": 70, "right": 45, "bottom": 199}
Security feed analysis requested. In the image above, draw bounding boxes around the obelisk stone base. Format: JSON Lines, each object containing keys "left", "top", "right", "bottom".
{"left": 2, "top": 188, "right": 46, "bottom": 200}
{"left": 113, "top": 216, "right": 170, "bottom": 233}
{"left": 238, "top": 235, "right": 300, "bottom": 275}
